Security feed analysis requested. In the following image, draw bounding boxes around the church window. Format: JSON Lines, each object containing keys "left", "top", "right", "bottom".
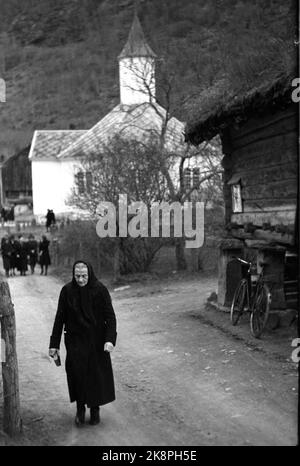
{"left": 75, "top": 171, "right": 85, "bottom": 194}
{"left": 192, "top": 168, "right": 200, "bottom": 188}
{"left": 85, "top": 171, "right": 92, "bottom": 193}
{"left": 183, "top": 168, "right": 192, "bottom": 190}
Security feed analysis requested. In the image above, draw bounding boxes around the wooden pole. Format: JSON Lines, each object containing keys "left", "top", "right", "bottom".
{"left": 0, "top": 276, "right": 22, "bottom": 436}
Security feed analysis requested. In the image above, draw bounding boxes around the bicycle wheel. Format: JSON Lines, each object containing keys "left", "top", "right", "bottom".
{"left": 230, "top": 279, "right": 247, "bottom": 325}
{"left": 250, "top": 283, "right": 271, "bottom": 338}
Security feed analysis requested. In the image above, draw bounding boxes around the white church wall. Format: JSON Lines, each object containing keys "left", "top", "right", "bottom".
{"left": 31, "top": 160, "right": 62, "bottom": 215}
{"left": 59, "top": 160, "right": 80, "bottom": 213}
{"left": 119, "top": 57, "right": 155, "bottom": 105}
{"left": 31, "top": 159, "right": 80, "bottom": 216}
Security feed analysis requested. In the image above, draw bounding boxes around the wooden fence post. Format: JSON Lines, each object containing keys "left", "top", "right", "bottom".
{"left": 0, "top": 275, "right": 22, "bottom": 436}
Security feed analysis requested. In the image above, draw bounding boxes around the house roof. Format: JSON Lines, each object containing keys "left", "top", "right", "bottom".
{"left": 56, "top": 102, "right": 186, "bottom": 159}
{"left": 185, "top": 73, "right": 296, "bottom": 146}
{"left": 118, "top": 14, "right": 156, "bottom": 59}
{"left": 28, "top": 130, "right": 86, "bottom": 160}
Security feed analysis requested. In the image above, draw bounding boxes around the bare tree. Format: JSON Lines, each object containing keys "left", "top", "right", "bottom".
{"left": 118, "top": 56, "right": 223, "bottom": 268}
{"left": 69, "top": 136, "right": 170, "bottom": 280}
{"left": 69, "top": 53, "right": 223, "bottom": 274}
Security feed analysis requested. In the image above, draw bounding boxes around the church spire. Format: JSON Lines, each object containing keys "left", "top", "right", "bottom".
{"left": 118, "top": 13, "right": 156, "bottom": 105}
{"left": 118, "top": 13, "right": 156, "bottom": 60}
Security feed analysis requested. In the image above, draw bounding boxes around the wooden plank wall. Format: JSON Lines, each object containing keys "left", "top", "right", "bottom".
{"left": 2, "top": 146, "right": 32, "bottom": 198}
{"left": 223, "top": 105, "right": 298, "bottom": 230}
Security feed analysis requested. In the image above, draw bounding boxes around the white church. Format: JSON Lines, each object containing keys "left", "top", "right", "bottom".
{"left": 29, "top": 15, "right": 204, "bottom": 217}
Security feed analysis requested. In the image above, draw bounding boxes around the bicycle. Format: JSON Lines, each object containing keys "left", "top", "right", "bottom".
{"left": 230, "top": 257, "right": 272, "bottom": 338}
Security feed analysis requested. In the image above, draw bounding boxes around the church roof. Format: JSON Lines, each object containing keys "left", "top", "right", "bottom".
{"left": 118, "top": 14, "right": 156, "bottom": 59}
{"left": 28, "top": 130, "right": 86, "bottom": 160}
{"left": 56, "top": 103, "right": 186, "bottom": 159}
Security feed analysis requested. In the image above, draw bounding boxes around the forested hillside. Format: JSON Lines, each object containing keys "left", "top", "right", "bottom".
{"left": 0, "top": 0, "right": 297, "bottom": 137}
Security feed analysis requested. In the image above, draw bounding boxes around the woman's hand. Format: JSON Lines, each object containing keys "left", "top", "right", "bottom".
{"left": 104, "top": 342, "right": 114, "bottom": 353}
{"left": 49, "top": 348, "right": 59, "bottom": 358}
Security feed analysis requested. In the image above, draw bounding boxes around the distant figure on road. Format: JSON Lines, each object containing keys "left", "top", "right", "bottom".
{"left": 17, "top": 235, "right": 28, "bottom": 276}
{"left": 46, "top": 209, "right": 56, "bottom": 232}
{"left": 9, "top": 234, "right": 18, "bottom": 276}
{"left": 49, "top": 261, "right": 117, "bottom": 427}
{"left": 27, "top": 234, "right": 38, "bottom": 274}
{"left": 39, "top": 235, "right": 51, "bottom": 275}
{"left": 1, "top": 234, "right": 12, "bottom": 277}
{"left": 0, "top": 207, "right": 7, "bottom": 224}
{"left": 7, "top": 204, "right": 15, "bottom": 221}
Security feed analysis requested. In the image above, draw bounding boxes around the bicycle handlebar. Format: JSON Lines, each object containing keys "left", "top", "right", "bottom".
{"left": 231, "top": 256, "right": 269, "bottom": 271}
{"left": 231, "top": 256, "right": 251, "bottom": 267}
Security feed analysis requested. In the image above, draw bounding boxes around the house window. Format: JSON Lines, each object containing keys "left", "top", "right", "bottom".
{"left": 75, "top": 171, "right": 92, "bottom": 194}
{"left": 231, "top": 184, "right": 242, "bottom": 213}
{"left": 228, "top": 174, "right": 243, "bottom": 213}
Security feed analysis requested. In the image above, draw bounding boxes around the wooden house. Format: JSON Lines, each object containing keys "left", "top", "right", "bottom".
{"left": 2, "top": 145, "right": 32, "bottom": 210}
{"left": 185, "top": 75, "right": 298, "bottom": 310}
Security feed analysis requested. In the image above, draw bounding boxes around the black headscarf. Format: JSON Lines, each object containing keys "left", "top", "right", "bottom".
{"left": 71, "top": 260, "right": 98, "bottom": 327}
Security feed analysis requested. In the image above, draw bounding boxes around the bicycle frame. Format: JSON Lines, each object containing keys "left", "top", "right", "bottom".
{"left": 231, "top": 256, "right": 271, "bottom": 337}
{"left": 250, "top": 262, "right": 268, "bottom": 306}
{"left": 234, "top": 257, "right": 252, "bottom": 311}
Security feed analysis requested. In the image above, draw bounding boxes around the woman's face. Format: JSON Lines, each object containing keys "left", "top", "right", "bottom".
{"left": 74, "top": 263, "right": 89, "bottom": 287}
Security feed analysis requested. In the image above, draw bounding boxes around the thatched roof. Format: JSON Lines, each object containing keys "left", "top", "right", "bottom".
{"left": 185, "top": 73, "right": 296, "bottom": 146}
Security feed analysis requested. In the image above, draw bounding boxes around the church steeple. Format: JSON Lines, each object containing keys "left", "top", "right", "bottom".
{"left": 118, "top": 14, "right": 156, "bottom": 60}
{"left": 118, "top": 14, "right": 156, "bottom": 105}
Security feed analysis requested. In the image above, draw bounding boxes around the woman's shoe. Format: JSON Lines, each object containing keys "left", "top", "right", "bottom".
{"left": 75, "top": 406, "right": 86, "bottom": 427}
{"left": 89, "top": 407, "right": 100, "bottom": 425}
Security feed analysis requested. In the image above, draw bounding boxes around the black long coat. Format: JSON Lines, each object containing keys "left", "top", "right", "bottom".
{"left": 49, "top": 264, "right": 117, "bottom": 407}
{"left": 28, "top": 239, "right": 38, "bottom": 267}
{"left": 10, "top": 239, "right": 19, "bottom": 269}
{"left": 16, "top": 240, "right": 28, "bottom": 272}
{"left": 1, "top": 238, "right": 12, "bottom": 271}
{"left": 39, "top": 239, "right": 51, "bottom": 266}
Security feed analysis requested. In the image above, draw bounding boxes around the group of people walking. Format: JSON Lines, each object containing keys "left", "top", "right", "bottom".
{"left": 1, "top": 233, "right": 51, "bottom": 277}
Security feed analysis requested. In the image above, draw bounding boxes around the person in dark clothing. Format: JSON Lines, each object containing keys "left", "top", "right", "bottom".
{"left": 0, "top": 207, "right": 7, "bottom": 224}
{"left": 9, "top": 235, "right": 18, "bottom": 276}
{"left": 49, "top": 261, "right": 117, "bottom": 427}
{"left": 1, "top": 234, "right": 12, "bottom": 277}
{"left": 7, "top": 204, "right": 15, "bottom": 221}
{"left": 50, "top": 210, "right": 56, "bottom": 225}
{"left": 27, "top": 234, "right": 38, "bottom": 274}
{"left": 39, "top": 235, "right": 51, "bottom": 275}
{"left": 46, "top": 209, "right": 56, "bottom": 232}
{"left": 46, "top": 209, "right": 51, "bottom": 232}
{"left": 17, "top": 235, "right": 28, "bottom": 276}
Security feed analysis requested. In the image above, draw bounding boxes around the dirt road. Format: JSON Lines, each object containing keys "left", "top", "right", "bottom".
{"left": 3, "top": 272, "right": 298, "bottom": 446}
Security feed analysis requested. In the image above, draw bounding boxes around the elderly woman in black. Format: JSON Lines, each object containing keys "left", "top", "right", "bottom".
{"left": 49, "top": 261, "right": 117, "bottom": 426}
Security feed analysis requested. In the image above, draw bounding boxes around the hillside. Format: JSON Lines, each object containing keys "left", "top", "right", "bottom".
{"left": 0, "top": 0, "right": 297, "bottom": 153}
